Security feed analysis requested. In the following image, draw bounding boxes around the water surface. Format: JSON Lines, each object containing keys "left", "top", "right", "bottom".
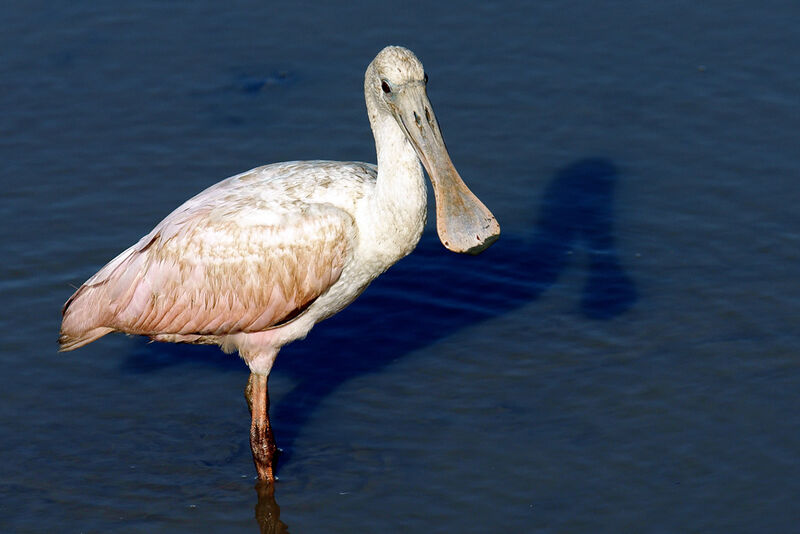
{"left": 2, "top": 1, "right": 799, "bottom": 532}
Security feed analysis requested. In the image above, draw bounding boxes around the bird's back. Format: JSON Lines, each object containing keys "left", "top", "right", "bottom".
{"left": 60, "top": 161, "right": 378, "bottom": 351}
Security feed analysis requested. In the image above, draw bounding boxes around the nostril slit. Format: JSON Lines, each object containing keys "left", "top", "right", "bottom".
{"left": 413, "top": 111, "right": 421, "bottom": 126}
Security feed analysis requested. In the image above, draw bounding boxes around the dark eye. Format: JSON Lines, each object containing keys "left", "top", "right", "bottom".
{"left": 381, "top": 80, "right": 391, "bottom": 94}
{"left": 423, "top": 72, "right": 428, "bottom": 84}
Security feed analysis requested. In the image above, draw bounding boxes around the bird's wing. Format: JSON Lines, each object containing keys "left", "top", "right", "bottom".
{"left": 61, "top": 187, "right": 355, "bottom": 342}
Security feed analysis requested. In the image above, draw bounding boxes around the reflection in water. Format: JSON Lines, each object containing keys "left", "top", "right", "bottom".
{"left": 121, "top": 158, "right": 636, "bottom": 529}
{"left": 254, "top": 481, "right": 289, "bottom": 533}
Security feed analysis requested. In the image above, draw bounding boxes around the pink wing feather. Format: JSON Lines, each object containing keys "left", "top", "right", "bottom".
{"left": 59, "top": 192, "right": 354, "bottom": 351}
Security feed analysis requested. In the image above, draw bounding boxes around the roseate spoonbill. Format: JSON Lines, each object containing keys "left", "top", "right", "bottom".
{"left": 59, "top": 46, "right": 500, "bottom": 481}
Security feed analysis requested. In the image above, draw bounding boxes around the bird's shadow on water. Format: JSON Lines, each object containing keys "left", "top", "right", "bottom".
{"left": 120, "top": 157, "right": 636, "bottom": 527}
{"left": 269, "top": 157, "right": 637, "bottom": 459}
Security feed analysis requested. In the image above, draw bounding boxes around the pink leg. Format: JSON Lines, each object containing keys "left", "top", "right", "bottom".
{"left": 246, "top": 372, "right": 277, "bottom": 482}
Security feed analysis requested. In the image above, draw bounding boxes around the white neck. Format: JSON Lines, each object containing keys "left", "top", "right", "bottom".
{"left": 364, "top": 98, "right": 428, "bottom": 259}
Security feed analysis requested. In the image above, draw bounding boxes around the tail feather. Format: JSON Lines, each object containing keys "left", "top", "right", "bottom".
{"left": 59, "top": 283, "right": 115, "bottom": 351}
{"left": 59, "top": 243, "right": 143, "bottom": 351}
{"left": 58, "top": 327, "right": 114, "bottom": 352}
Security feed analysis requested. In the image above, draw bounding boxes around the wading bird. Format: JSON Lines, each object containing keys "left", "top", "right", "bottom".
{"left": 59, "top": 46, "right": 500, "bottom": 481}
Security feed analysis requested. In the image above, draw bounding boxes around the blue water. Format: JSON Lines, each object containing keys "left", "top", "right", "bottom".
{"left": 2, "top": 1, "right": 799, "bottom": 532}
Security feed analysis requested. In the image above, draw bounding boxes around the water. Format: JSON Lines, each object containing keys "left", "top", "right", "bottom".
{"left": 2, "top": 1, "right": 799, "bottom": 532}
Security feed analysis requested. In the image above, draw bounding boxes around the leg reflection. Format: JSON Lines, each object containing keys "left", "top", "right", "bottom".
{"left": 254, "top": 480, "right": 289, "bottom": 534}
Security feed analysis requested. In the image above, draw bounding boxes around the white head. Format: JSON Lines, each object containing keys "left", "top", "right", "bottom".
{"left": 365, "top": 46, "right": 500, "bottom": 254}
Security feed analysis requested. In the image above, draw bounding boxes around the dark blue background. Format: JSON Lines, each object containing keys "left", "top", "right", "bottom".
{"left": 2, "top": 1, "right": 798, "bottom": 532}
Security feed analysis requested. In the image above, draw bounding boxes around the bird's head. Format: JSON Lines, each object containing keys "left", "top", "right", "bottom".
{"left": 366, "top": 46, "right": 500, "bottom": 254}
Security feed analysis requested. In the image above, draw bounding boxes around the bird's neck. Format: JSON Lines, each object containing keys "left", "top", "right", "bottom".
{"left": 367, "top": 111, "right": 428, "bottom": 257}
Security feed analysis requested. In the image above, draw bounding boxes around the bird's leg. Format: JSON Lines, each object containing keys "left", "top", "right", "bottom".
{"left": 246, "top": 372, "right": 277, "bottom": 482}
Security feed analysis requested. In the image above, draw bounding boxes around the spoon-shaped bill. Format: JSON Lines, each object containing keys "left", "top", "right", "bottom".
{"left": 391, "top": 85, "right": 500, "bottom": 254}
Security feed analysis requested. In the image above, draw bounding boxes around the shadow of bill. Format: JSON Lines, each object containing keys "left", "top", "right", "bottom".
{"left": 121, "top": 157, "right": 637, "bottom": 526}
